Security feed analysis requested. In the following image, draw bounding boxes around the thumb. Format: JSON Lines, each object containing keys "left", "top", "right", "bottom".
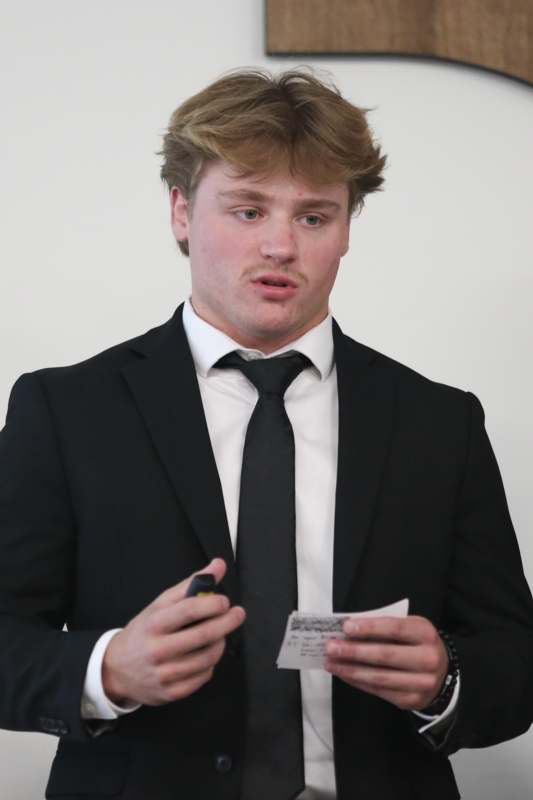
{"left": 152, "top": 558, "right": 227, "bottom": 609}
{"left": 192, "top": 557, "right": 227, "bottom": 586}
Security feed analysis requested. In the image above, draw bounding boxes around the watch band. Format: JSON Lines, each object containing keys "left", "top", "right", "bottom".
{"left": 421, "top": 629, "right": 460, "bottom": 716}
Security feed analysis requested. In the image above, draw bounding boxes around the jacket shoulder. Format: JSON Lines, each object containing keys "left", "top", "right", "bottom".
{"left": 341, "top": 331, "right": 474, "bottom": 405}
{"left": 24, "top": 312, "right": 180, "bottom": 388}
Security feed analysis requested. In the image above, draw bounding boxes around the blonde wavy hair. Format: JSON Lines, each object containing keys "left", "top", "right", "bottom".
{"left": 160, "top": 68, "right": 386, "bottom": 255}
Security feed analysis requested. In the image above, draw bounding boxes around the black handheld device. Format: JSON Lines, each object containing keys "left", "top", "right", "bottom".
{"left": 185, "top": 573, "right": 217, "bottom": 598}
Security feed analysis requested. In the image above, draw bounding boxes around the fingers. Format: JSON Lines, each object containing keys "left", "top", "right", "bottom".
{"left": 156, "top": 640, "right": 226, "bottom": 686}
{"left": 332, "top": 679, "right": 431, "bottom": 712}
{"left": 325, "top": 638, "right": 442, "bottom": 673}
{"left": 105, "top": 559, "right": 244, "bottom": 707}
{"left": 153, "top": 671, "right": 214, "bottom": 705}
{"left": 324, "top": 661, "right": 443, "bottom": 711}
{"left": 150, "top": 605, "right": 245, "bottom": 662}
{"left": 342, "top": 615, "right": 439, "bottom": 645}
{"left": 324, "top": 658, "right": 439, "bottom": 695}
{"left": 151, "top": 592, "right": 232, "bottom": 636}
{"left": 142, "top": 608, "right": 245, "bottom": 706}
{"left": 324, "top": 616, "right": 449, "bottom": 711}
{"left": 151, "top": 558, "right": 227, "bottom": 611}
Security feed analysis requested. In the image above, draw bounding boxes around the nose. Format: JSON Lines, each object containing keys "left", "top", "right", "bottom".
{"left": 258, "top": 218, "right": 296, "bottom": 264}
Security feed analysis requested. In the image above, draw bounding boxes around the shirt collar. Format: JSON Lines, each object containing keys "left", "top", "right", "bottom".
{"left": 182, "top": 298, "right": 334, "bottom": 381}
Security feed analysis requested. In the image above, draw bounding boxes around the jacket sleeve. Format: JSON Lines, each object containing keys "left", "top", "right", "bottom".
{"left": 0, "top": 372, "right": 106, "bottom": 740}
{"left": 439, "top": 392, "right": 533, "bottom": 753}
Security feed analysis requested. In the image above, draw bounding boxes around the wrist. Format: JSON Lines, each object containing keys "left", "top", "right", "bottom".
{"left": 422, "top": 630, "right": 459, "bottom": 716}
{"left": 102, "top": 632, "right": 130, "bottom": 705}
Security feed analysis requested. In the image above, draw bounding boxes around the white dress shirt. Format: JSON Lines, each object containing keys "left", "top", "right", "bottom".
{"left": 82, "top": 299, "right": 458, "bottom": 798}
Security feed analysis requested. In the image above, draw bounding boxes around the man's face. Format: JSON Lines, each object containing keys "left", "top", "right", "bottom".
{"left": 171, "top": 160, "right": 350, "bottom": 352}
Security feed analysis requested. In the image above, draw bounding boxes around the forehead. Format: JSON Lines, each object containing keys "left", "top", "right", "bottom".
{"left": 196, "top": 160, "right": 349, "bottom": 206}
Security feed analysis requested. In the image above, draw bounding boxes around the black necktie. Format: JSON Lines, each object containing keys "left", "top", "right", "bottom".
{"left": 217, "top": 351, "right": 310, "bottom": 800}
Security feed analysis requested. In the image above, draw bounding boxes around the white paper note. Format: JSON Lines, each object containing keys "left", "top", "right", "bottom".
{"left": 276, "top": 598, "right": 409, "bottom": 670}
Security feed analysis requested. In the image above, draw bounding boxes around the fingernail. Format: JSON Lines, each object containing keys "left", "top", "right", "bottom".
{"left": 327, "top": 642, "right": 341, "bottom": 656}
{"left": 344, "top": 621, "right": 359, "bottom": 635}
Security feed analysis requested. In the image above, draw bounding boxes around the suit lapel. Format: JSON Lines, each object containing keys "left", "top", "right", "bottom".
{"left": 119, "top": 309, "right": 396, "bottom": 612}
{"left": 332, "top": 322, "right": 397, "bottom": 610}
{"left": 121, "top": 306, "right": 239, "bottom": 604}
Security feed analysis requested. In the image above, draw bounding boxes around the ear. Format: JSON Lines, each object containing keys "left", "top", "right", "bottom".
{"left": 170, "top": 187, "right": 190, "bottom": 244}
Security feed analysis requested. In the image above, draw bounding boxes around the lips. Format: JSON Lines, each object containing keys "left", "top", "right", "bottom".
{"left": 251, "top": 275, "right": 299, "bottom": 301}
{"left": 253, "top": 274, "right": 298, "bottom": 289}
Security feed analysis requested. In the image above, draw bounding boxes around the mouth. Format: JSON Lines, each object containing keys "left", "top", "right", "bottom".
{"left": 253, "top": 274, "right": 298, "bottom": 289}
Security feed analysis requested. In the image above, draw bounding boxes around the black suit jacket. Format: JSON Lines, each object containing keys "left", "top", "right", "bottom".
{"left": 1, "top": 305, "right": 532, "bottom": 800}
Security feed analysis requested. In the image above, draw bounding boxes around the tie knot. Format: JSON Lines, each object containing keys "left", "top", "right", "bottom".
{"left": 216, "top": 351, "right": 311, "bottom": 397}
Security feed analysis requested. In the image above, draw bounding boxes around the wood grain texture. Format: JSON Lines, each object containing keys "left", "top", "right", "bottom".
{"left": 266, "top": 0, "right": 533, "bottom": 85}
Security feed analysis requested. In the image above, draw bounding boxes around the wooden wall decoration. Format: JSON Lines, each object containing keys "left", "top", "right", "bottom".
{"left": 266, "top": 0, "right": 533, "bottom": 86}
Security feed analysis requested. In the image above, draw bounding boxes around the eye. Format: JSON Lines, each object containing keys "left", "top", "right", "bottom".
{"left": 236, "top": 208, "right": 259, "bottom": 221}
{"left": 302, "top": 214, "right": 323, "bottom": 227}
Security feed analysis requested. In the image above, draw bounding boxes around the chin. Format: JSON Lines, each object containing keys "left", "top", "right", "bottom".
{"left": 251, "top": 319, "right": 294, "bottom": 339}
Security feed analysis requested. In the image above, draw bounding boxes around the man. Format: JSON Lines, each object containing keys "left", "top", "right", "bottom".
{"left": 0, "top": 69, "right": 532, "bottom": 800}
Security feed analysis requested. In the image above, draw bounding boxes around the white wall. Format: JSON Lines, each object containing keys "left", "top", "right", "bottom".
{"left": 1, "top": 1, "right": 532, "bottom": 797}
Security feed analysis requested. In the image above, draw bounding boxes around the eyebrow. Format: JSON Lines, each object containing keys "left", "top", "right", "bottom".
{"left": 217, "top": 189, "right": 343, "bottom": 212}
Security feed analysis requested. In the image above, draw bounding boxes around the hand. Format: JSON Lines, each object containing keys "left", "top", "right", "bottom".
{"left": 324, "top": 615, "right": 448, "bottom": 711}
{"left": 102, "top": 558, "right": 245, "bottom": 707}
